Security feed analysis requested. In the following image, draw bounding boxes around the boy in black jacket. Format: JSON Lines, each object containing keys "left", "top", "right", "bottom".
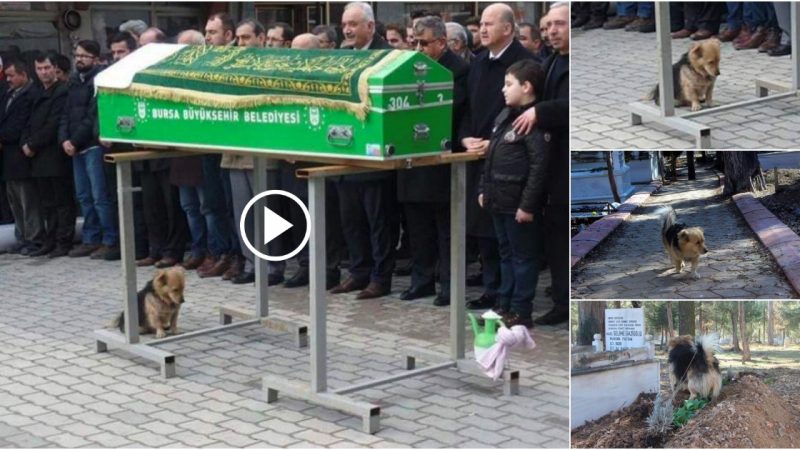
{"left": 479, "top": 60, "right": 551, "bottom": 329}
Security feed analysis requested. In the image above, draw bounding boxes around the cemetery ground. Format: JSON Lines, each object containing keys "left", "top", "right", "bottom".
{"left": 0, "top": 254, "right": 569, "bottom": 448}
{"left": 571, "top": 24, "right": 800, "bottom": 149}
{"left": 571, "top": 164, "right": 799, "bottom": 299}
{"left": 571, "top": 342, "right": 800, "bottom": 448}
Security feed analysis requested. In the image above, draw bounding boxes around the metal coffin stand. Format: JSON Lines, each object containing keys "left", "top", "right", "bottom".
{"left": 94, "top": 151, "right": 307, "bottom": 378}
{"left": 262, "top": 153, "right": 519, "bottom": 435}
{"left": 628, "top": 3, "right": 800, "bottom": 149}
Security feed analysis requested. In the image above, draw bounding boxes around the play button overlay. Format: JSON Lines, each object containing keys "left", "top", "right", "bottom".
{"left": 240, "top": 190, "right": 310, "bottom": 262}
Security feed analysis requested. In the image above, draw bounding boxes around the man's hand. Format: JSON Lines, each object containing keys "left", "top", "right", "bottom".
{"left": 63, "top": 140, "right": 76, "bottom": 157}
{"left": 463, "top": 138, "right": 489, "bottom": 155}
{"left": 512, "top": 106, "right": 537, "bottom": 135}
{"left": 515, "top": 208, "right": 534, "bottom": 223}
{"left": 478, "top": 193, "right": 484, "bottom": 208}
{"left": 22, "top": 144, "right": 34, "bottom": 158}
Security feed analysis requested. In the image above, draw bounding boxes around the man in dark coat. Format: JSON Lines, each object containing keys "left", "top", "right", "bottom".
{"left": 459, "top": 3, "right": 537, "bottom": 311}
{"left": 21, "top": 53, "right": 73, "bottom": 257}
{"left": 511, "top": 2, "right": 569, "bottom": 325}
{"left": 58, "top": 40, "right": 119, "bottom": 260}
{"left": 397, "top": 15, "right": 469, "bottom": 306}
{"left": 329, "top": 2, "right": 398, "bottom": 300}
{"left": 0, "top": 60, "right": 42, "bottom": 254}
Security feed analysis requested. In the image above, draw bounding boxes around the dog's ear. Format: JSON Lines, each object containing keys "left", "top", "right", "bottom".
{"left": 690, "top": 43, "right": 703, "bottom": 58}
{"left": 154, "top": 269, "right": 167, "bottom": 285}
{"left": 677, "top": 229, "right": 689, "bottom": 241}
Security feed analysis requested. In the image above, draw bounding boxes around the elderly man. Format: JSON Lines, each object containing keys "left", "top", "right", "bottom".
{"left": 446, "top": 22, "right": 473, "bottom": 63}
{"left": 139, "top": 27, "right": 167, "bottom": 46}
{"left": 177, "top": 29, "right": 205, "bottom": 45}
{"left": 512, "top": 2, "right": 570, "bottom": 326}
{"left": 459, "top": 3, "right": 537, "bottom": 314}
{"left": 396, "top": 16, "right": 469, "bottom": 307}
{"left": 329, "top": 1, "right": 396, "bottom": 300}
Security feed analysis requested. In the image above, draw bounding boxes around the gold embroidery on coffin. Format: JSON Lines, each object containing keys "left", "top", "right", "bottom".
{"left": 127, "top": 49, "right": 404, "bottom": 120}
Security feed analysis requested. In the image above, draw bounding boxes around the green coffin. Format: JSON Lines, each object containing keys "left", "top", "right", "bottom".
{"left": 96, "top": 44, "right": 454, "bottom": 161}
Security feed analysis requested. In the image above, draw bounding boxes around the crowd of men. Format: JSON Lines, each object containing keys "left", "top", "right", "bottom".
{"left": 0, "top": 1, "right": 569, "bottom": 328}
{"left": 573, "top": 2, "right": 793, "bottom": 56}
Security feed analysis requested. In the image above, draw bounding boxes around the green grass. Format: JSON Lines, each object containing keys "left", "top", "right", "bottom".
{"left": 715, "top": 344, "right": 800, "bottom": 370}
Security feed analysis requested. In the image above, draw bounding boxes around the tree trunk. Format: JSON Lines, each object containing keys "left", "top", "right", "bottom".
{"left": 730, "top": 309, "right": 741, "bottom": 352}
{"left": 721, "top": 152, "right": 761, "bottom": 196}
{"left": 678, "top": 302, "right": 696, "bottom": 336}
{"left": 687, "top": 151, "right": 696, "bottom": 180}
{"left": 697, "top": 303, "right": 704, "bottom": 334}
{"left": 605, "top": 152, "right": 621, "bottom": 203}
{"left": 577, "top": 302, "right": 607, "bottom": 345}
{"left": 739, "top": 302, "right": 751, "bottom": 362}
{"left": 612, "top": 301, "right": 621, "bottom": 309}
{"left": 666, "top": 302, "right": 675, "bottom": 338}
{"left": 768, "top": 301, "right": 775, "bottom": 346}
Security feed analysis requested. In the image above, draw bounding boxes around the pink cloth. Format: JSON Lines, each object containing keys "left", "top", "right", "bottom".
{"left": 477, "top": 325, "right": 536, "bottom": 381}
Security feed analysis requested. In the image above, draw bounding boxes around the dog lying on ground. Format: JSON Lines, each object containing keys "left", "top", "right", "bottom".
{"left": 645, "top": 39, "right": 721, "bottom": 112}
{"left": 110, "top": 267, "right": 185, "bottom": 338}
{"left": 657, "top": 206, "right": 708, "bottom": 279}
{"left": 668, "top": 334, "right": 722, "bottom": 400}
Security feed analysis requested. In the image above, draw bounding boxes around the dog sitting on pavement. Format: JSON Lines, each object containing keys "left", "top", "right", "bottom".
{"left": 109, "top": 267, "right": 185, "bottom": 338}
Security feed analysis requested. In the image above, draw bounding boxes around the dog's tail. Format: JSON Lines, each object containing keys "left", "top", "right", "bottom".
{"left": 693, "top": 333, "right": 719, "bottom": 372}
{"left": 656, "top": 206, "right": 677, "bottom": 235}
{"left": 108, "top": 312, "right": 124, "bottom": 333}
{"left": 642, "top": 84, "right": 659, "bottom": 103}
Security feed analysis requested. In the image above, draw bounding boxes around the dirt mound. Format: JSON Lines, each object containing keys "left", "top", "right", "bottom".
{"left": 571, "top": 393, "right": 664, "bottom": 448}
{"left": 572, "top": 374, "right": 800, "bottom": 448}
{"left": 665, "top": 374, "right": 800, "bottom": 448}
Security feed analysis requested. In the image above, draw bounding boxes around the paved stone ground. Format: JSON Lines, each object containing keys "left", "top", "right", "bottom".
{"left": 571, "top": 27, "right": 800, "bottom": 149}
{"left": 571, "top": 167, "right": 798, "bottom": 299}
{"left": 0, "top": 253, "right": 568, "bottom": 448}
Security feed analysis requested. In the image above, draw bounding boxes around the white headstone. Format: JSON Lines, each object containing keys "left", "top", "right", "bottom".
{"left": 605, "top": 308, "right": 645, "bottom": 351}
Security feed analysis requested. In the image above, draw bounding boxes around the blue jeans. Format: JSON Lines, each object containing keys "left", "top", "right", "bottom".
{"left": 618, "top": 2, "right": 654, "bottom": 19}
{"left": 200, "top": 155, "right": 235, "bottom": 257}
{"left": 744, "top": 2, "right": 777, "bottom": 29}
{"left": 73, "top": 146, "right": 118, "bottom": 246}
{"left": 492, "top": 213, "right": 543, "bottom": 319}
{"left": 179, "top": 186, "right": 207, "bottom": 259}
{"left": 726, "top": 2, "right": 743, "bottom": 29}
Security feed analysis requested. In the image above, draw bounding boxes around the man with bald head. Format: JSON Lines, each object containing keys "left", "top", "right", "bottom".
{"left": 177, "top": 29, "right": 205, "bottom": 45}
{"left": 291, "top": 33, "right": 320, "bottom": 49}
{"left": 139, "top": 27, "right": 166, "bottom": 46}
{"left": 459, "top": 2, "right": 537, "bottom": 313}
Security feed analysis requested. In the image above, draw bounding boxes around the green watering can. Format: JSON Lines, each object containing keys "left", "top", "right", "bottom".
{"left": 468, "top": 310, "right": 504, "bottom": 361}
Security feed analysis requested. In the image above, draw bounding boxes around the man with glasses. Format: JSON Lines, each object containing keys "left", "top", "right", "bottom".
{"left": 397, "top": 16, "right": 469, "bottom": 307}
{"left": 58, "top": 40, "right": 120, "bottom": 260}
{"left": 266, "top": 22, "right": 294, "bottom": 48}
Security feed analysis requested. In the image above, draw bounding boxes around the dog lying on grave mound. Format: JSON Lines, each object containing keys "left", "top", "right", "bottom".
{"left": 109, "top": 267, "right": 185, "bottom": 338}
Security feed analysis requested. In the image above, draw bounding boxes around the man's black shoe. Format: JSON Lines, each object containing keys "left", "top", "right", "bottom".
{"left": 284, "top": 269, "right": 309, "bottom": 288}
{"left": 399, "top": 284, "right": 435, "bottom": 301}
{"left": 268, "top": 274, "right": 284, "bottom": 286}
{"left": 433, "top": 294, "right": 450, "bottom": 307}
{"left": 534, "top": 307, "right": 569, "bottom": 326}
{"left": 769, "top": 43, "right": 791, "bottom": 56}
{"left": 466, "top": 293, "right": 496, "bottom": 310}
{"left": 28, "top": 245, "right": 55, "bottom": 257}
{"left": 503, "top": 312, "right": 533, "bottom": 329}
{"left": 232, "top": 271, "right": 255, "bottom": 284}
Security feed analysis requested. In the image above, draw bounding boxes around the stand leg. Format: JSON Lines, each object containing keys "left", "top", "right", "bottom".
{"left": 116, "top": 161, "right": 139, "bottom": 344}
{"left": 450, "top": 162, "right": 466, "bottom": 360}
{"left": 309, "top": 176, "right": 327, "bottom": 393}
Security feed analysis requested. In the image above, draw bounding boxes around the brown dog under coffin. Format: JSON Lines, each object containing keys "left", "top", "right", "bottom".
{"left": 111, "top": 267, "right": 185, "bottom": 338}
{"left": 645, "top": 39, "right": 721, "bottom": 112}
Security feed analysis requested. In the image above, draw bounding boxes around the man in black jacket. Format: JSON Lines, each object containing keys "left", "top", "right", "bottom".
{"left": 21, "top": 53, "right": 73, "bottom": 257}
{"left": 512, "top": 2, "right": 569, "bottom": 326}
{"left": 58, "top": 40, "right": 119, "bottom": 260}
{"left": 397, "top": 15, "right": 469, "bottom": 306}
{"left": 329, "top": 1, "right": 398, "bottom": 300}
{"left": 459, "top": 3, "right": 537, "bottom": 311}
{"left": 0, "top": 60, "right": 42, "bottom": 255}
